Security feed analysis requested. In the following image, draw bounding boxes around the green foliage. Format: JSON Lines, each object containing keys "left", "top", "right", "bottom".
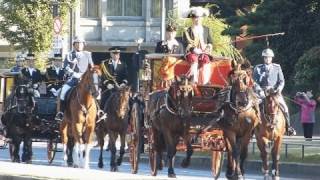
{"left": 223, "top": 0, "right": 320, "bottom": 93}
{"left": 167, "top": 9, "right": 243, "bottom": 62}
{"left": 212, "top": 0, "right": 262, "bottom": 18}
{"left": 0, "top": 0, "right": 76, "bottom": 69}
{"left": 294, "top": 47, "right": 320, "bottom": 95}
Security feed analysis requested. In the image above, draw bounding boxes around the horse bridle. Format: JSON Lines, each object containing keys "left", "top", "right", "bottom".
{"left": 264, "top": 94, "right": 280, "bottom": 126}
{"left": 164, "top": 83, "right": 193, "bottom": 116}
{"left": 229, "top": 72, "right": 253, "bottom": 113}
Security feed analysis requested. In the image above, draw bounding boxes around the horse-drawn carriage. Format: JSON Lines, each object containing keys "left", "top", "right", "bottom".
{"left": 0, "top": 71, "right": 61, "bottom": 164}
{"left": 127, "top": 53, "right": 234, "bottom": 179}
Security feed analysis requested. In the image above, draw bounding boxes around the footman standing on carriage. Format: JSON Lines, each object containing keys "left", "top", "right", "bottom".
{"left": 182, "top": 7, "right": 212, "bottom": 85}
{"left": 45, "top": 54, "right": 65, "bottom": 97}
{"left": 155, "top": 24, "right": 184, "bottom": 54}
{"left": 100, "top": 47, "right": 128, "bottom": 108}
{"left": 55, "top": 36, "right": 94, "bottom": 121}
{"left": 253, "top": 48, "right": 296, "bottom": 136}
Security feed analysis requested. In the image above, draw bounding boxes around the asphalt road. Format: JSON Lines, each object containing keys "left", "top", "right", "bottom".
{"left": 0, "top": 142, "right": 313, "bottom": 180}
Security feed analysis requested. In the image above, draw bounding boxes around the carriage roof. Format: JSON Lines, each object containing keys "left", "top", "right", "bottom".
{"left": 0, "top": 71, "right": 20, "bottom": 78}
{"left": 145, "top": 53, "right": 233, "bottom": 61}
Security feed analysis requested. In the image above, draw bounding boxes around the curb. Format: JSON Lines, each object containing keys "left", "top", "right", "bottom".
{"left": 124, "top": 153, "right": 320, "bottom": 178}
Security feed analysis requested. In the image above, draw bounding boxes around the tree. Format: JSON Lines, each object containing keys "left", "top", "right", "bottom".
{"left": 0, "top": 0, "right": 76, "bottom": 58}
{"left": 294, "top": 47, "right": 320, "bottom": 95}
{"left": 224, "top": 0, "right": 320, "bottom": 92}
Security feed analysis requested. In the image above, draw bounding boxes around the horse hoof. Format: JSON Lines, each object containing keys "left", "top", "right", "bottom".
{"left": 110, "top": 166, "right": 118, "bottom": 172}
{"left": 168, "top": 173, "right": 176, "bottom": 178}
{"left": 226, "top": 173, "right": 234, "bottom": 180}
{"left": 238, "top": 175, "right": 244, "bottom": 180}
{"left": 98, "top": 162, "right": 104, "bottom": 169}
{"left": 117, "top": 159, "right": 122, "bottom": 166}
{"left": 181, "top": 158, "right": 190, "bottom": 168}
{"left": 131, "top": 170, "right": 138, "bottom": 174}
{"left": 272, "top": 175, "right": 280, "bottom": 180}
{"left": 12, "top": 158, "right": 20, "bottom": 163}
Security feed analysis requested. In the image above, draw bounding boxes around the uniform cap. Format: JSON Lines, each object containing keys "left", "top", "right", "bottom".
{"left": 25, "top": 53, "right": 35, "bottom": 60}
{"left": 109, "top": 47, "right": 124, "bottom": 53}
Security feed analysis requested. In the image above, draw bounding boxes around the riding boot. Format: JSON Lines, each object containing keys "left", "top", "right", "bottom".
{"left": 284, "top": 112, "right": 296, "bottom": 136}
{"left": 55, "top": 100, "right": 65, "bottom": 121}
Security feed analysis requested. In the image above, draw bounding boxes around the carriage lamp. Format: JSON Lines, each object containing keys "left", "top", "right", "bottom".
{"left": 140, "top": 59, "right": 151, "bottom": 81}
{"left": 135, "top": 38, "right": 144, "bottom": 51}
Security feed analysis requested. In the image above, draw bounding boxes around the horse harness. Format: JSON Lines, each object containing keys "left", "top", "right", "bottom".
{"left": 262, "top": 95, "right": 281, "bottom": 128}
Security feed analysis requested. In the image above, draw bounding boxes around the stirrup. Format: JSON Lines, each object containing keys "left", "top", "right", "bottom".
{"left": 55, "top": 112, "right": 64, "bottom": 121}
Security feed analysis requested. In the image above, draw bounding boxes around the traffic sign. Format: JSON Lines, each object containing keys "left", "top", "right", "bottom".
{"left": 53, "top": 17, "right": 63, "bottom": 34}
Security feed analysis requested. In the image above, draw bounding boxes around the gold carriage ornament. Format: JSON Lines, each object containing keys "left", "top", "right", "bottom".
{"left": 139, "top": 59, "right": 151, "bottom": 81}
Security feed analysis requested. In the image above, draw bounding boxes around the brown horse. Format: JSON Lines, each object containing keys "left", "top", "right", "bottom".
{"left": 96, "top": 85, "right": 131, "bottom": 171}
{"left": 60, "top": 66, "right": 101, "bottom": 168}
{"left": 255, "top": 89, "right": 286, "bottom": 180}
{"left": 147, "top": 75, "right": 193, "bottom": 178}
{"left": 218, "top": 68, "right": 260, "bottom": 179}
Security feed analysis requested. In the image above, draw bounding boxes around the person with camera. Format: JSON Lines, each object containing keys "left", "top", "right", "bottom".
{"left": 294, "top": 91, "right": 317, "bottom": 139}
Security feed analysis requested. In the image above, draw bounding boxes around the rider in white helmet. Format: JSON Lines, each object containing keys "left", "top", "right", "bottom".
{"left": 55, "top": 36, "right": 94, "bottom": 121}
{"left": 253, "top": 48, "right": 296, "bottom": 136}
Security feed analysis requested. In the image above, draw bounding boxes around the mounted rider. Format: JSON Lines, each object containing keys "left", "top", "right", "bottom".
{"left": 100, "top": 47, "right": 128, "bottom": 108}
{"left": 253, "top": 48, "right": 296, "bottom": 136}
{"left": 55, "top": 36, "right": 94, "bottom": 121}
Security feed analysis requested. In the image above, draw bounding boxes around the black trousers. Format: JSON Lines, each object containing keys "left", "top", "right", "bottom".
{"left": 302, "top": 123, "right": 314, "bottom": 138}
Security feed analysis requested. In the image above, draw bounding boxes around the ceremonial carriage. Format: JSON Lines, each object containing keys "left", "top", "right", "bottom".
{"left": 0, "top": 72, "right": 61, "bottom": 164}
{"left": 127, "top": 53, "right": 233, "bottom": 179}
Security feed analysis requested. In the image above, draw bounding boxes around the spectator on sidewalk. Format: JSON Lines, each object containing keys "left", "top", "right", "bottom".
{"left": 294, "top": 91, "right": 317, "bottom": 140}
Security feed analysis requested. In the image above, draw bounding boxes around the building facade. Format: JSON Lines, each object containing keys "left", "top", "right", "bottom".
{"left": 76, "top": 0, "right": 189, "bottom": 53}
{"left": 0, "top": 0, "right": 190, "bottom": 63}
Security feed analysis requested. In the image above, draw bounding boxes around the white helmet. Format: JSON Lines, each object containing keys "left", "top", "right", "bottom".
{"left": 16, "top": 55, "right": 25, "bottom": 62}
{"left": 262, "top": 48, "right": 274, "bottom": 57}
{"left": 73, "top": 36, "right": 86, "bottom": 44}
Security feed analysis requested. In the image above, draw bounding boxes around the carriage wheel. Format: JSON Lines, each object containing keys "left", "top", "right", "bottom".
{"left": 211, "top": 151, "right": 224, "bottom": 179}
{"left": 129, "top": 102, "right": 142, "bottom": 174}
{"left": 148, "top": 128, "right": 157, "bottom": 176}
{"left": 47, "top": 139, "right": 58, "bottom": 164}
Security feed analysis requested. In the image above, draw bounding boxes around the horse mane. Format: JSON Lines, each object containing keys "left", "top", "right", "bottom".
{"left": 104, "top": 86, "right": 131, "bottom": 118}
{"left": 80, "top": 65, "right": 101, "bottom": 84}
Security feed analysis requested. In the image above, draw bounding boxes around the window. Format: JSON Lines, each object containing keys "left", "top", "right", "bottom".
{"left": 107, "top": 0, "right": 142, "bottom": 16}
{"left": 151, "top": 0, "right": 171, "bottom": 18}
{"left": 81, "top": 0, "right": 99, "bottom": 18}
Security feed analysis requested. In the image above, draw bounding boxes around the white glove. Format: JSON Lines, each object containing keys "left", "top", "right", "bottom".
{"left": 193, "top": 48, "right": 202, "bottom": 55}
{"left": 107, "top": 84, "right": 114, "bottom": 89}
{"left": 259, "top": 91, "right": 266, "bottom": 99}
{"left": 33, "top": 83, "right": 39, "bottom": 89}
{"left": 65, "top": 66, "right": 74, "bottom": 74}
{"left": 72, "top": 72, "right": 82, "bottom": 79}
